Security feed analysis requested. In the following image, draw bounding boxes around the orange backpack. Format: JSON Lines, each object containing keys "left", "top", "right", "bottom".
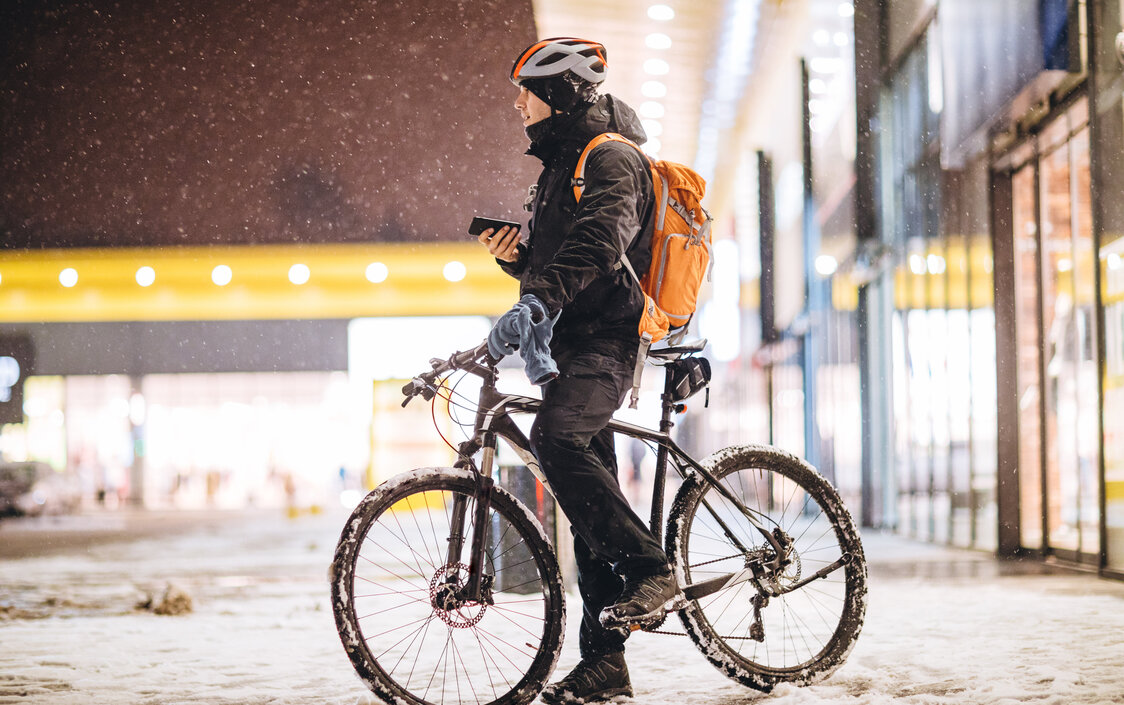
{"left": 573, "top": 133, "right": 712, "bottom": 344}
{"left": 573, "top": 132, "right": 713, "bottom": 406}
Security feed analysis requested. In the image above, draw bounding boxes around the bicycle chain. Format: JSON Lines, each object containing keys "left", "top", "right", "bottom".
{"left": 686, "top": 552, "right": 744, "bottom": 570}
{"left": 648, "top": 550, "right": 771, "bottom": 639}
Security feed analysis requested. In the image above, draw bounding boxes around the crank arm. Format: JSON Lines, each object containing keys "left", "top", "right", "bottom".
{"left": 683, "top": 565, "right": 760, "bottom": 601}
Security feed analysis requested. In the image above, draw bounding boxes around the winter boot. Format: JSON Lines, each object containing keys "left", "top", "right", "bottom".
{"left": 598, "top": 570, "right": 683, "bottom": 629}
{"left": 539, "top": 652, "right": 632, "bottom": 704}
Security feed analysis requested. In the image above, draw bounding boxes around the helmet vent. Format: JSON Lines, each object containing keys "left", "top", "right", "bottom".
{"left": 538, "top": 52, "right": 571, "bottom": 68}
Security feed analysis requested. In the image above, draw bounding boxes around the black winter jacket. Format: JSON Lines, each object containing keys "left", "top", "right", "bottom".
{"left": 499, "top": 94, "right": 654, "bottom": 351}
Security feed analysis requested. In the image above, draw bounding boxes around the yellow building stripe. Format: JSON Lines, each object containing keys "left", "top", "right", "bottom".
{"left": 0, "top": 243, "right": 519, "bottom": 322}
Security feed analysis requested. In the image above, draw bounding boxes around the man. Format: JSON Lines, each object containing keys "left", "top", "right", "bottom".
{"left": 478, "top": 37, "right": 681, "bottom": 704}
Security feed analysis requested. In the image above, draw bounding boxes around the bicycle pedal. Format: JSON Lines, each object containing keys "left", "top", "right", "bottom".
{"left": 630, "top": 617, "right": 663, "bottom": 632}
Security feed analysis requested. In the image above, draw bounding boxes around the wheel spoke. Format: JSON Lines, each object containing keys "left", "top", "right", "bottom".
{"left": 332, "top": 474, "right": 564, "bottom": 705}
{"left": 670, "top": 451, "right": 866, "bottom": 690}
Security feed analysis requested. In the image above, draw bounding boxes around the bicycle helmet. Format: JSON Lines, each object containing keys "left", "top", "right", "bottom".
{"left": 510, "top": 37, "right": 607, "bottom": 112}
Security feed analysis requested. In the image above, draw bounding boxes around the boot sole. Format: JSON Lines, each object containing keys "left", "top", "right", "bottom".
{"left": 540, "top": 685, "right": 634, "bottom": 705}
{"left": 597, "top": 593, "right": 687, "bottom": 629}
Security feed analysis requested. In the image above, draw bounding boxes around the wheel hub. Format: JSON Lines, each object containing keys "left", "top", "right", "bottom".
{"left": 428, "top": 563, "right": 490, "bottom": 628}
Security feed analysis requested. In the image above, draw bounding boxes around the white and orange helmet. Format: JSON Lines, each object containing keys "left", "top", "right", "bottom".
{"left": 510, "top": 37, "right": 607, "bottom": 111}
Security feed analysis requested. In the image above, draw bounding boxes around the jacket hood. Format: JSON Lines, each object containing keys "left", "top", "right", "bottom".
{"left": 526, "top": 94, "right": 647, "bottom": 161}
{"left": 572, "top": 94, "right": 647, "bottom": 145}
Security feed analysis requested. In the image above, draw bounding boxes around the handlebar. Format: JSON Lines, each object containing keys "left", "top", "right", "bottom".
{"left": 400, "top": 340, "right": 498, "bottom": 407}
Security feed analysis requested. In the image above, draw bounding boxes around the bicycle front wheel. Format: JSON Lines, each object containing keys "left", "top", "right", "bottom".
{"left": 330, "top": 468, "right": 565, "bottom": 705}
{"left": 666, "top": 445, "right": 867, "bottom": 691}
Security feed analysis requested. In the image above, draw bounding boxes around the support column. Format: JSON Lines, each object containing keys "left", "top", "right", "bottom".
{"left": 853, "top": 0, "right": 887, "bottom": 528}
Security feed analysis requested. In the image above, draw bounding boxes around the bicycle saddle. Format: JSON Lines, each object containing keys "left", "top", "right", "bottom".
{"left": 647, "top": 338, "right": 707, "bottom": 360}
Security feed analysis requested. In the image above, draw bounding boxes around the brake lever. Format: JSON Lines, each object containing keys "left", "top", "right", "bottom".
{"left": 401, "top": 340, "right": 492, "bottom": 408}
{"left": 400, "top": 377, "right": 436, "bottom": 407}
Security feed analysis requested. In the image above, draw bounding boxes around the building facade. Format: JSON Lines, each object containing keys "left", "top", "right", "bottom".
{"left": 849, "top": 0, "right": 1124, "bottom": 577}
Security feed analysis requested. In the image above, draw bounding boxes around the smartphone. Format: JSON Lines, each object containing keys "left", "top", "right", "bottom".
{"left": 468, "top": 216, "right": 520, "bottom": 237}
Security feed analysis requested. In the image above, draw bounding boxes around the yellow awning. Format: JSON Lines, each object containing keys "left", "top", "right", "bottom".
{"left": 0, "top": 243, "right": 519, "bottom": 322}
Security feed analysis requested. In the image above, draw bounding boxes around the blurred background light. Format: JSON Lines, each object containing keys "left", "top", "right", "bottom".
{"left": 443, "top": 261, "right": 467, "bottom": 282}
{"left": 212, "top": 265, "right": 233, "bottom": 286}
{"left": 815, "top": 254, "right": 839, "bottom": 277}
{"left": 135, "top": 266, "right": 156, "bottom": 287}
{"left": 365, "top": 262, "right": 389, "bottom": 283}
{"left": 288, "top": 263, "right": 311, "bottom": 285}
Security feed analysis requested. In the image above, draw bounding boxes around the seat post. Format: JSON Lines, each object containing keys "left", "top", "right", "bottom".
{"left": 648, "top": 363, "right": 678, "bottom": 542}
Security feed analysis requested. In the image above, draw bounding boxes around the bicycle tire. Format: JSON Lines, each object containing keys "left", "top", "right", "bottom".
{"left": 666, "top": 444, "right": 867, "bottom": 691}
{"left": 330, "top": 468, "right": 566, "bottom": 705}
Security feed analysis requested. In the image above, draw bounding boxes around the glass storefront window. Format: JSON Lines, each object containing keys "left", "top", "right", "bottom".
{"left": 1040, "top": 130, "right": 1081, "bottom": 553}
{"left": 0, "top": 376, "right": 69, "bottom": 471}
{"left": 772, "top": 361, "right": 806, "bottom": 458}
{"left": 1009, "top": 100, "right": 1100, "bottom": 561}
{"left": 928, "top": 306, "right": 951, "bottom": 545}
{"left": 891, "top": 309, "right": 913, "bottom": 533}
{"left": 1070, "top": 126, "right": 1100, "bottom": 558}
{"left": 970, "top": 305, "right": 999, "bottom": 550}
{"left": 1012, "top": 160, "right": 1044, "bottom": 550}
{"left": 947, "top": 306, "right": 973, "bottom": 546}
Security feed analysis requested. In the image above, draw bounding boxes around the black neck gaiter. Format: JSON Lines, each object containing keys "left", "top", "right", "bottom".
{"left": 525, "top": 103, "right": 593, "bottom": 162}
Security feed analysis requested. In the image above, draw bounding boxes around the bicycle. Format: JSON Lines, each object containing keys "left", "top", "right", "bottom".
{"left": 330, "top": 339, "right": 867, "bottom": 705}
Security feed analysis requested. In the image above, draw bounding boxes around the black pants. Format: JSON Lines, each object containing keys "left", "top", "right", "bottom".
{"left": 529, "top": 340, "right": 669, "bottom": 658}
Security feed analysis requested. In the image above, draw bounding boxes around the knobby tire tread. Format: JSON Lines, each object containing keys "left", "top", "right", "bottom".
{"left": 330, "top": 469, "right": 566, "bottom": 705}
{"left": 665, "top": 445, "right": 867, "bottom": 692}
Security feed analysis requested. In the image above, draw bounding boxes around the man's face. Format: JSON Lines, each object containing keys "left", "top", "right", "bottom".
{"left": 515, "top": 86, "right": 552, "bottom": 127}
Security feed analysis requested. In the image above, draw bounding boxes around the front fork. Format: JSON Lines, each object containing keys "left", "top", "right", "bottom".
{"left": 443, "top": 433, "right": 497, "bottom": 605}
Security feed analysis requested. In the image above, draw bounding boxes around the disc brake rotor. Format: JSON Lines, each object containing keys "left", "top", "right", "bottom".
{"left": 429, "top": 562, "right": 488, "bottom": 628}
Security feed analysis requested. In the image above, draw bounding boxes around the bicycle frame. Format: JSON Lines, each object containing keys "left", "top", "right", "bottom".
{"left": 431, "top": 347, "right": 791, "bottom": 604}
{"left": 340, "top": 341, "right": 867, "bottom": 702}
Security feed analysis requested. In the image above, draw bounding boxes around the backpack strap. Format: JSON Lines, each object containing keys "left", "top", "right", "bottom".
{"left": 571, "top": 133, "right": 656, "bottom": 409}
{"left": 653, "top": 169, "right": 669, "bottom": 233}
{"left": 571, "top": 132, "right": 643, "bottom": 201}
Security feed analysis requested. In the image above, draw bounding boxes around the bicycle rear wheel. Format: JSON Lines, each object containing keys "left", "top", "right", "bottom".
{"left": 331, "top": 468, "right": 565, "bottom": 705}
{"left": 666, "top": 445, "right": 866, "bottom": 691}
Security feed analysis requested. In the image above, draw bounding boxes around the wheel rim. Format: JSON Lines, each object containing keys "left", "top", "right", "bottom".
{"left": 680, "top": 464, "right": 856, "bottom": 674}
{"left": 346, "top": 484, "right": 558, "bottom": 704}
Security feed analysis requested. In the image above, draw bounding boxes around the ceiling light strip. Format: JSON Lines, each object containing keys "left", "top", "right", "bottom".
{"left": 695, "top": 0, "right": 763, "bottom": 181}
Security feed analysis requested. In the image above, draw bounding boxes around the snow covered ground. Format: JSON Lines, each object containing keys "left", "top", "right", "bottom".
{"left": 1, "top": 508, "right": 1122, "bottom": 705}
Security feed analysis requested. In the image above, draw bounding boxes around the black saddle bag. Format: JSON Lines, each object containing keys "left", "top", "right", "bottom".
{"left": 667, "top": 357, "right": 711, "bottom": 403}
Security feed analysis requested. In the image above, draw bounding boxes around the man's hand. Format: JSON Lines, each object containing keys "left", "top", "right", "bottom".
{"left": 478, "top": 225, "right": 522, "bottom": 263}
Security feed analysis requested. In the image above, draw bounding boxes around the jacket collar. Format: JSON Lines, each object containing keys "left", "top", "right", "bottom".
{"left": 524, "top": 94, "right": 649, "bottom": 166}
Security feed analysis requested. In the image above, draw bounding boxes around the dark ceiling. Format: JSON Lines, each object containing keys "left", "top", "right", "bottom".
{"left": 0, "top": 0, "right": 540, "bottom": 248}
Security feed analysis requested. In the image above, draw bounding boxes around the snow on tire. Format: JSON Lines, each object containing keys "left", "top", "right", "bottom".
{"left": 330, "top": 468, "right": 566, "bottom": 705}
{"left": 666, "top": 444, "right": 867, "bottom": 691}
